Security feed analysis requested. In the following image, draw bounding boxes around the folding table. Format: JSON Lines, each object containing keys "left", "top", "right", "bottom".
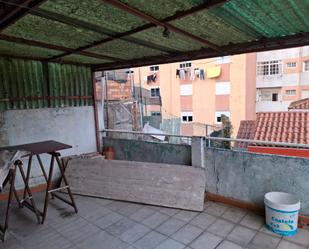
{"left": 0, "top": 140, "right": 78, "bottom": 224}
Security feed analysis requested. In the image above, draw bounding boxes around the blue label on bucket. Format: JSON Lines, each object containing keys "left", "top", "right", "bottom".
{"left": 265, "top": 205, "right": 298, "bottom": 236}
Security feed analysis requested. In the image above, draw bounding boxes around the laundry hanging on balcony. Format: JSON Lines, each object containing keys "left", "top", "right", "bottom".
{"left": 207, "top": 66, "right": 221, "bottom": 78}
{"left": 147, "top": 73, "right": 157, "bottom": 84}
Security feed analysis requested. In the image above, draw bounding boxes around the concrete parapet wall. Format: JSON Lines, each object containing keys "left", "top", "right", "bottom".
{"left": 103, "top": 137, "right": 191, "bottom": 165}
{"left": 204, "top": 148, "right": 309, "bottom": 216}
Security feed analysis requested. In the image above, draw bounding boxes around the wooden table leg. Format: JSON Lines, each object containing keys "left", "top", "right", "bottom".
{"left": 15, "top": 160, "right": 41, "bottom": 224}
{"left": 38, "top": 152, "right": 78, "bottom": 224}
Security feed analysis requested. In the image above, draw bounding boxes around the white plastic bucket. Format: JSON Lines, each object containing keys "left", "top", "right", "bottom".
{"left": 264, "top": 192, "right": 300, "bottom": 236}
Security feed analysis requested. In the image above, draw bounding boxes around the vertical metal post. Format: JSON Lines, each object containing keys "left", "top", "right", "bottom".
{"left": 138, "top": 68, "right": 143, "bottom": 128}
{"left": 92, "top": 71, "right": 100, "bottom": 152}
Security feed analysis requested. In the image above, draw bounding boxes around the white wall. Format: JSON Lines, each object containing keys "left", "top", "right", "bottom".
{"left": 256, "top": 101, "right": 291, "bottom": 112}
{"left": 215, "top": 82, "right": 230, "bottom": 95}
{"left": 180, "top": 84, "right": 192, "bottom": 96}
{"left": 257, "top": 47, "right": 302, "bottom": 61}
{"left": 0, "top": 106, "right": 97, "bottom": 188}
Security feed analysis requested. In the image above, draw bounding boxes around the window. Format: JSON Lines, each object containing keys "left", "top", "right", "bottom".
{"left": 180, "top": 84, "right": 192, "bottom": 96}
{"left": 303, "top": 61, "right": 309, "bottom": 72}
{"left": 180, "top": 62, "right": 192, "bottom": 68}
{"left": 150, "top": 65, "right": 159, "bottom": 71}
{"left": 257, "top": 88, "right": 281, "bottom": 102}
{"left": 216, "top": 82, "right": 230, "bottom": 95}
{"left": 272, "top": 93, "right": 278, "bottom": 102}
{"left": 150, "top": 87, "right": 160, "bottom": 97}
{"left": 216, "top": 56, "right": 230, "bottom": 64}
{"left": 181, "top": 112, "right": 193, "bottom": 123}
{"left": 151, "top": 112, "right": 161, "bottom": 116}
{"left": 286, "top": 90, "right": 296, "bottom": 96}
{"left": 257, "top": 60, "right": 282, "bottom": 76}
{"left": 286, "top": 62, "right": 297, "bottom": 68}
{"left": 215, "top": 111, "right": 230, "bottom": 124}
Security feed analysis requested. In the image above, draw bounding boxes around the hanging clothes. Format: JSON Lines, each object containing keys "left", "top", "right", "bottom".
{"left": 200, "top": 69, "right": 205, "bottom": 80}
{"left": 179, "top": 69, "right": 186, "bottom": 80}
{"left": 147, "top": 75, "right": 152, "bottom": 84}
{"left": 194, "top": 68, "right": 200, "bottom": 78}
{"left": 207, "top": 66, "right": 221, "bottom": 78}
{"left": 190, "top": 68, "right": 195, "bottom": 80}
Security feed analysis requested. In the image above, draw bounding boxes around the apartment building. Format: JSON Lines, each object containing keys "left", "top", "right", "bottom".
{"left": 133, "top": 54, "right": 256, "bottom": 137}
{"left": 256, "top": 46, "right": 309, "bottom": 112}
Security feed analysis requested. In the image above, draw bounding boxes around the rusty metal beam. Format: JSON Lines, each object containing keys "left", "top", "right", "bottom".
{"left": 0, "top": 0, "right": 47, "bottom": 32}
{"left": 40, "top": 0, "right": 229, "bottom": 61}
{"left": 0, "top": 34, "right": 122, "bottom": 62}
{"left": 93, "top": 32, "right": 309, "bottom": 71}
{"left": 2, "top": 0, "right": 228, "bottom": 61}
{"left": 31, "top": 8, "right": 177, "bottom": 54}
{"left": 104, "top": 0, "right": 224, "bottom": 53}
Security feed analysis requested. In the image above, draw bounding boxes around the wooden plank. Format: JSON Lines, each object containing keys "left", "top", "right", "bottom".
{"left": 66, "top": 158, "right": 206, "bottom": 211}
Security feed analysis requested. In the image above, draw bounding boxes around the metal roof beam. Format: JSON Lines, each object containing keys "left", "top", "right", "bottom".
{"left": 0, "top": 34, "right": 123, "bottom": 62}
{"left": 93, "top": 33, "right": 309, "bottom": 71}
{"left": 10, "top": 0, "right": 228, "bottom": 61}
{"left": 0, "top": 0, "right": 47, "bottom": 32}
{"left": 30, "top": 8, "right": 178, "bottom": 54}
{"left": 104, "top": 0, "right": 224, "bottom": 53}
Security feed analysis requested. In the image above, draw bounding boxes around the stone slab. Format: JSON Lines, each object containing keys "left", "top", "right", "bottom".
{"left": 66, "top": 158, "right": 206, "bottom": 211}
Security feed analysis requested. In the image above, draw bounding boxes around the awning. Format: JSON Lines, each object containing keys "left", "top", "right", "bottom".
{"left": 0, "top": 0, "right": 309, "bottom": 71}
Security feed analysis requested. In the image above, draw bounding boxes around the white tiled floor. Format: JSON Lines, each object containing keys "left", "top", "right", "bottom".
{"left": 1, "top": 194, "right": 309, "bottom": 249}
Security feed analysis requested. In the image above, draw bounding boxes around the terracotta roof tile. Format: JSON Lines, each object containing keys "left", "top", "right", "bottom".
{"left": 289, "top": 98, "right": 309, "bottom": 110}
{"left": 235, "top": 120, "right": 256, "bottom": 149}
{"left": 236, "top": 111, "right": 309, "bottom": 148}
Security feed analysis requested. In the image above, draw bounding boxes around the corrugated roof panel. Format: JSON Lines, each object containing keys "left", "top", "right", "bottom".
{"left": 171, "top": 10, "right": 255, "bottom": 46}
{"left": 87, "top": 40, "right": 167, "bottom": 60}
{"left": 221, "top": 0, "right": 309, "bottom": 38}
{"left": 130, "top": 27, "right": 204, "bottom": 52}
{"left": 0, "top": 57, "right": 45, "bottom": 110}
{"left": 60, "top": 54, "right": 112, "bottom": 65}
{"left": 40, "top": 0, "right": 147, "bottom": 33}
{"left": 0, "top": 57, "right": 93, "bottom": 110}
{"left": 48, "top": 63, "right": 93, "bottom": 107}
{"left": 119, "top": 0, "right": 205, "bottom": 19}
{"left": 0, "top": 40, "right": 61, "bottom": 59}
{"left": 4, "top": 14, "right": 105, "bottom": 49}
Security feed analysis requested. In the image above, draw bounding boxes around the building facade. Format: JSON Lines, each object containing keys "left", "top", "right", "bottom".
{"left": 256, "top": 46, "right": 309, "bottom": 112}
{"left": 133, "top": 54, "right": 256, "bottom": 137}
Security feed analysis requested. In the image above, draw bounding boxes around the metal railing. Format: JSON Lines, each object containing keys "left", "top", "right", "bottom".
{"left": 102, "top": 129, "right": 309, "bottom": 149}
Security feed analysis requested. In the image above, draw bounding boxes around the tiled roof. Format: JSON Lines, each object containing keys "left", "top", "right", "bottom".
{"left": 235, "top": 120, "right": 256, "bottom": 149}
{"left": 288, "top": 98, "right": 309, "bottom": 110}
{"left": 254, "top": 112, "right": 309, "bottom": 144}
{"left": 236, "top": 111, "right": 309, "bottom": 148}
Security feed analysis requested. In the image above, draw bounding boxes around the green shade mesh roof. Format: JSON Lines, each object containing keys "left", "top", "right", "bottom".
{"left": 0, "top": 0, "right": 309, "bottom": 70}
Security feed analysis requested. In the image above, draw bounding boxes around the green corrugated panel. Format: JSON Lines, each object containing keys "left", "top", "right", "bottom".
{"left": 219, "top": 0, "right": 309, "bottom": 38}
{"left": 4, "top": 14, "right": 106, "bottom": 49}
{"left": 0, "top": 57, "right": 45, "bottom": 110}
{"left": 48, "top": 63, "right": 93, "bottom": 108}
{"left": 120, "top": 0, "right": 205, "bottom": 20}
{"left": 171, "top": 9, "right": 255, "bottom": 47}
{"left": 61, "top": 54, "right": 112, "bottom": 65}
{"left": 87, "top": 39, "right": 166, "bottom": 60}
{"left": 41, "top": 0, "right": 146, "bottom": 33}
{"left": 0, "top": 57, "right": 93, "bottom": 110}
{"left": 0, "top": 40, "right": 61, "bottom": 59}
{"left": 130, "top": 27, "right": 204, "bottom": 51}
